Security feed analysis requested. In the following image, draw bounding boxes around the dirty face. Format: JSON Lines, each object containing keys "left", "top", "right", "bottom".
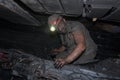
{"left": 57, "top": 20, "right": 66, "bottom": 33}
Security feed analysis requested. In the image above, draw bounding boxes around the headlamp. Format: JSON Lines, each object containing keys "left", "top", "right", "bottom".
{"left": 50, "top": 25, "right": 56, "bottom": 32}
{"left": 49, "top": 16, "right": 62, "bottom": 32}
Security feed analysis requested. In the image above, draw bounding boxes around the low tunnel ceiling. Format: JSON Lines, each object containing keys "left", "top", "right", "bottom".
{"left": 0, "top": 0, "right": 120, "bottom": 26}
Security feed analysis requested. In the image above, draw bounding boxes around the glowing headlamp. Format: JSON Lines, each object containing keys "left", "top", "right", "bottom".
{"left": 49, "top": 17, "right": 61, "bottom": 32}
{"left": 50, "top": 25, "right": 56, "bottom": 32}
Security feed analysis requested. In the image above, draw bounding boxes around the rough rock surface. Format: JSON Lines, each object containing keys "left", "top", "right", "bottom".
{"left": 1, "top": 49, "right": 120, "bottom": 80}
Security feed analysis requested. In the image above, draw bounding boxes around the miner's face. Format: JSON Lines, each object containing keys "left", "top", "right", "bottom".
{"left": 57, "top": 20, "right": 66, "bottom": 33}
{"left": 49, "top": 18, "right": 66, "bottom": 33}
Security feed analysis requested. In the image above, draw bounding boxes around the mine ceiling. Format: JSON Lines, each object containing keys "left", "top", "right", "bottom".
{"left": 0, "top": 0, "right": 120, "bottom": 26}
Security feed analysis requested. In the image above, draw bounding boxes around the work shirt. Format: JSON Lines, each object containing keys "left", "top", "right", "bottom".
{"left": 57, "top": 21, "right": 97, "bottom": 64}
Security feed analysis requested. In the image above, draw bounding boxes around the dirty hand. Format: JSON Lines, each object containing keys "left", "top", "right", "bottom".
{"left": 54, "top": 58, "right": 68, "bottom": 68}
{"left": 50, "top": 49, "right": 61, "bottom": 55}
{"left": 51, "top": 46, "right": 65, "bottom": 55}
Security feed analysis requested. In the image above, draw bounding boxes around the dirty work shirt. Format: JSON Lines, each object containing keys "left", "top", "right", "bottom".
{"left": 56, "top": 21, "right": 97, "bottom": 64}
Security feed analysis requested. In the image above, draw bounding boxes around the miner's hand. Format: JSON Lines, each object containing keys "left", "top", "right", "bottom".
{"left": 54, "top": 58, "right": 68, "bottom": 68}
{"left": 51, "top": 46, "right": 66, "bottom": 55}
{"left": 51, "top": 48, "right": 60, "bottom": 55}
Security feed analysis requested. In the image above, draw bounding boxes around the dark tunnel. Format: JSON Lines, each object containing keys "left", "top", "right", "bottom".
{"left": 0, "top": 0, "right": 120, "bottom": 79}
{"left": 0, "top": 17, "right": 120, "bottom": 80}
{"left": 0, "top": 18, "right": 120, "bottom": 59}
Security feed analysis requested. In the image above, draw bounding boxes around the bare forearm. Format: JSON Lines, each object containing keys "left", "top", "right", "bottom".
{"left": 65, "top": 44, "right": 85, "bottom": 63}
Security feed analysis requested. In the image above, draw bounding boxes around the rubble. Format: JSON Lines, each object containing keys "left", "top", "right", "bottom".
{"left": 0, "top": 49, "right": 120, "bottom": 80}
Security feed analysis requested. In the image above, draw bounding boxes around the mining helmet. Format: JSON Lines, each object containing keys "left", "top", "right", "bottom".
{"left": 48, "top": 14, "right": 62, "bottom": 32}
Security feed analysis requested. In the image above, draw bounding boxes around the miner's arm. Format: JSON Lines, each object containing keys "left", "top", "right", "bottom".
{"left": 65, "top": 31, "right": 86, "bottom": 63}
